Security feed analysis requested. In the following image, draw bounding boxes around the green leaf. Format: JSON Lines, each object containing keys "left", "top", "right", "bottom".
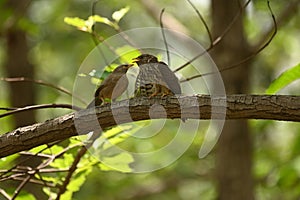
{"left": 0, "top": 154, "right": 18, "bottom": 169}
{"left": 64, "top": 16, "right": 98, "bottom": 33}
{"left": 42, "top": 145, "right": 64, "bottom": 155}
{"left": 14, "top": 192, "right": 35, "bottom": 200}
{"left": 112, "top": 6, "right": 130, "bottom": 23}
{"left": 99, "top": 152, "right": 134, "bottom": 172}
{"left": 64, "top": 17, "right": 86, "bottom": 29}
{"left": 266, "top": 63, "right": 300, "bottom": 94}
{"left": 67, "top": 168, "right": 92, "bottom": 192}
{"left": 60, "top": 166, "right": 92, "bottom": 200}
{"left": 89, "top": 15, "right": 114, "bottom": 27}
{"left": 61, "top": 191, "right": 72, "bottom": 200}
{"left": 50, "top": 153, "right": 74, "bottom": 168}
{"left": 103, "top": 125, "right": 133, "bottom": 138}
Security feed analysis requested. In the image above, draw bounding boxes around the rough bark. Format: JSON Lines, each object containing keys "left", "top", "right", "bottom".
{"left": 0, "top": 95, "right": 299, "bottom": 158}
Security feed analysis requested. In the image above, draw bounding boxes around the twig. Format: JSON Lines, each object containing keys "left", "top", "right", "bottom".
{"left": 174, "top": 0, "right": 251, "bottom": 72}
{"left": 181, "top": 0, "right": 276, "bottom": 82}
{"left": 0, "top": 103, "right": 81, "bottom": 119}
{"left": 55, "top": 131, "right": 101, "bottom": 199}
{"left": 0, "top": 77, "right": 86, "bottom": 105}
{"left": 186, "top": 0, "right": 213, "bottom": 45}
{"left": 11, "top": 175, "right": 31, "bottom": 200}
{"left": 254, "top": 0, "right": 300, "bottom": 50}
{"left": 217, "top": 0, "right": 277, "bottom": 72}
{"left": 90, "top": 0, "right": 111, "bottom": 67}
{"left": 0, "top": 189, "right": 11, "bottom": 200}
{"left": 12, "top": 175, "right": 56, "bottom": 187}
{"left": 0, "top": 140, "right": 63, "bottom": 180}
{"left": 160, "top": 8, "right": 170, "bottom": 65}
{"left": 0, "top": 142, "right": 82, "bottom": 198}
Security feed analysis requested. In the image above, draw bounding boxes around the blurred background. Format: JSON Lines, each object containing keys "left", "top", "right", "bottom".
{"left": 0, "top": 0, "right": 300, "bottom": 199}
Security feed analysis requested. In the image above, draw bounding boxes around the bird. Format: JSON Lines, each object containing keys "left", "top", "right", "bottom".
{"left": 87, "top": 64, "right": 133, "bottom": 108}
{"left": 132, "top": 54, "right": 181, "bottom": 97}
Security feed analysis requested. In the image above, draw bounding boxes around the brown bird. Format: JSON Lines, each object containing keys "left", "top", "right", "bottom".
{"left": 87, "top": 64, "right": 133, "bottom": 108}
{"left": 132, "top": 54, "right": 181, "bottom": 97}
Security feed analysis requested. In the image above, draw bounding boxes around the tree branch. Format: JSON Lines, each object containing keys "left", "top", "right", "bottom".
{"left": 253, "top": 0, "right": 300, "bottom": 51}
{"left": 0, "top": 95, "right": 299, "bottom": 158}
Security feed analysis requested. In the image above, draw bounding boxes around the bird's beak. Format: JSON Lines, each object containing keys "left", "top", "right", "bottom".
{"left": 132, "top": 57, "right": 140, "bottom": 64}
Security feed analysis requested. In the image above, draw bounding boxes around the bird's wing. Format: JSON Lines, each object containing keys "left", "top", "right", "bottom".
{"left": 157, "top": 62, "right": 181, "bottom": 94}
{"left": 94, "top": 84, "right": 105, "bottom": 98}
{"left": 94, "top": 71, "right": 120, "bottom": 98}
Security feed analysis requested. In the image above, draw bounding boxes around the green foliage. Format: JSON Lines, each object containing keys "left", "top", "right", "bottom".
{"left": 62, "top": 166, "right": 93, "bottom": 200}
{"left": 112, "top": 6, "right": 130, "bottom": 23}
{"left": 64, "top": 17, "right": 89, "bottom": 32}
{"left": 64, "top": 6, "right": 130, "bottom": 33}
{"left": 266, "top": 63, "right": 300, "bottom": 94}
{"left": 14, "top": 192, "right": 35, "bottom": 200}
{"left": 99, "top": 152, "right": 134, "bottom": 173}
{"left": 0, "top": 154, "right": 18, "bottom": 170}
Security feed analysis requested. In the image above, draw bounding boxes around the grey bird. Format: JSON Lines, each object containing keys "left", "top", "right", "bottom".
{"left": 132, "top": 54, "right": 181, "bottom": 97}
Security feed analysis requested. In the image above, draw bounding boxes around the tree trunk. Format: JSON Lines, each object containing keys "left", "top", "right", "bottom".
{"left": 2, "top": 1, "right": 46, "bottom": 199}
{"left": 5, "top": 0, "right": 36, "bottom": 128}
{"left": 211, "top": 0, "right": 254, "bottom": 199}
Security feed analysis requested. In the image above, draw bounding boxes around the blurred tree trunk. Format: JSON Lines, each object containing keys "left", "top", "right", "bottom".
{"left": 4, "top": 0, "right": 36, "bottom": 127}
{"left": 5, "top": 0, "right": 36, "bottom": 128}
{"left": 3, "top": 1, "right": 47, "bottom": 199}
{"left": 210, "top": 0, "right": 254, "bottom": 199}
{"left": 5, "top": 29, "right": 36, "bottom": 127}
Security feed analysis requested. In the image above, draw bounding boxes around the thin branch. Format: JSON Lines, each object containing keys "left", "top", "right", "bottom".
{"left": 0, "top": 173, "right": 26, "bottom": 182}
{"left": 0, "top": 77, "right": 86, "bottom": 105}
{"left": 217, "top": 0, "right": 277, "bottom": 71}
{"left": 11, "top": 175, "right": 31, "bottom": 200}
{"left": 37, "top": 144, "right": 83, "bottom": 171}
{"left": 0, "top": 143, "right": 82, "bottom": 198}
{"left": 181, "top": 0, "right": 276, "bottom": 82}
{"left": 254, "top": 0, "right": 300, "bottom": 50}
{"left": 56, "top": 131, "right": 101, "bottom": 199}
{"left": 0, "top": 103, "right": 81, "bottom": 119}
{"left": 19, "top": 152, "right": 53, "bottom": 159}
{"left": 12, "top": 175, "right": 56, "bottom": 187}
{"left": 174, "top": 0, "right": 251, "bottom": 72}
{"left": 90, "top": 0, "right": 111, "bottom": 67}
{"left": 160, "top": 8, "right": 170, "bottom": 65}
{"left": 0, "top": 168, "right": 68, "bottom": 174}
{"left": 0, "top": 189, "right": 11, "bottom": 200}
{"left": 0, "top": 107, "right": 16, "bottom": 111}
{"left": 89, "top": 1, "right": 135, "bottom": 64}
{"left": 0, "top": 140, "right": 63, "bottom": 180}
{"left": 186, "top": 0, "right": 213, "bottom": 45}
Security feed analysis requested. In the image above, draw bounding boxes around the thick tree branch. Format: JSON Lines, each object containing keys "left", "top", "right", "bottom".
{"left": 0, "top": 95, "right": 299, "bottom": 158}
